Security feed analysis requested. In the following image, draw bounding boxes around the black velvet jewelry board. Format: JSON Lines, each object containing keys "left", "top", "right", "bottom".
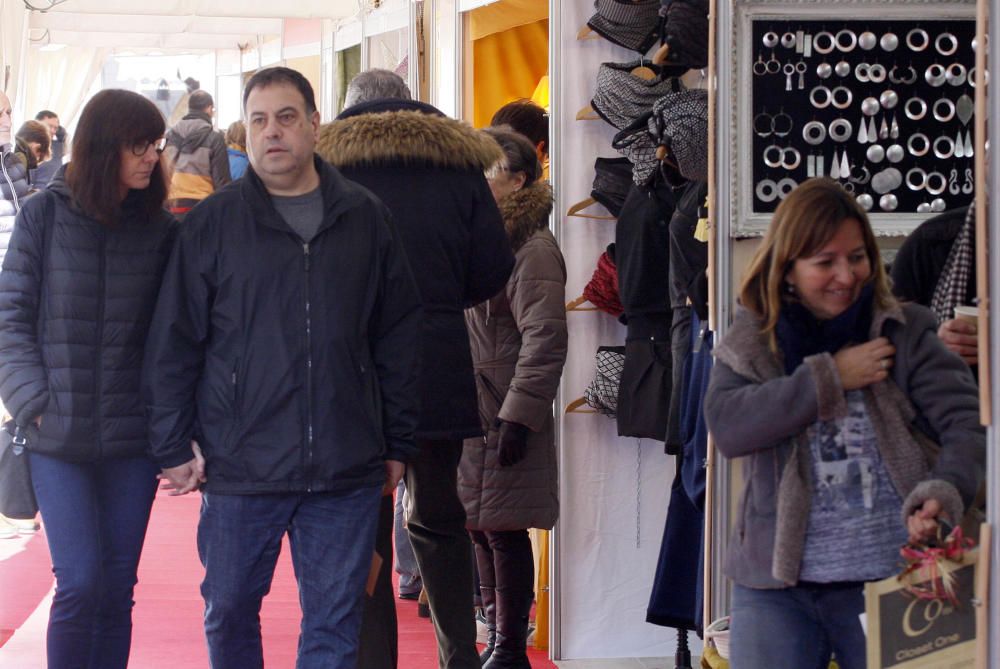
{"left": 750, "top": 19, "right": 977, "bottom": 214}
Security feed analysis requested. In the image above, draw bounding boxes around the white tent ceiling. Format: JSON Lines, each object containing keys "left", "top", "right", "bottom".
{"left": 24, "top": 0, "right": 363, "bottom": 51}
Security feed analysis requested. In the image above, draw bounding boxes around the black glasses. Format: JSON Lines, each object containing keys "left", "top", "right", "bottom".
{"left": 130, "top": 138, "right": 167, "bottom": 156}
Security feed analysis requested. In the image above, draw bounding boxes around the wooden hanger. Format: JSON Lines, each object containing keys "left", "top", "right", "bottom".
{"left": 577, "top": 25, "right": 600, "bottom": 40}
{"left": 565, "top": 397, "right": 598, "bottom": 414}
{"left": 631, "top": 60, "right": 657, "bottom": 80}
{"left": 652, "top": 43, "right": 671, "bottom": 65}
{"left": 566, "top": 295, "right": 600, "bottom": 312}
{"left": 576, "top": 104, "right": 600, "bottom": 121}
{"left": 567, "top": 196, "right": 616, "bottom": 220}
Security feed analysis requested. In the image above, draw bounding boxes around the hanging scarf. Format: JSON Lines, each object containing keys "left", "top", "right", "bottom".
{"left": 591, "top": 157, "right": 634, "bottom": 217}
{"left": 591, "top": 61, "right": 683, "bottom": 131}
{"left": 930, "top": 202, "right": 975, "bottom": 325}
{"left": 775, "top": 284, "right": 875, "bottom": 375}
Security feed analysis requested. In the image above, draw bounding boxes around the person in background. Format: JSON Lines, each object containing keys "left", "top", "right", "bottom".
{"left": 16, "top": 120, "right": 52, "bottom": 178}
{"left": 891, "top": 204, "right": 978, "bottom": 368}
{"left": 318, "top": 68, "right": 513, "bottom": 669}
{"left": 225, "top": 120, "right": 249, "bottom": 179}
{"left": 32, "top": 110, "right": 67, "bottom": 187}
{"left": 0, "top": 89, "right": 38, "bottom": 541}
{"left": 489, "top": 99, "right": 548, "bottom": 177}
{"left": 703, "top": 178, "right": 984, "bottom": 669}
{"left": 461, "top": 126, "right": 566, "bottom": 668}
{"left": 163, "top": 89, "right": 230, "bottom": 218}
{"left": 0, "top": 88, "right": 177, "bottom": 668}
{"left": 144, "top": 67, "right": 422, "bottom": 669}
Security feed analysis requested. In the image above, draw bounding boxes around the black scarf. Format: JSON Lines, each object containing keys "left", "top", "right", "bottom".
{"left": 775, "top": 283, "right": 875, "bottom": 375}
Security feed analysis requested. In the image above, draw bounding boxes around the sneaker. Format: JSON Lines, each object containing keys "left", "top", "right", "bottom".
{"left": 0, "top": 517, "right": 17, "bottom": 540}
{"left": 8, "top": 517, "right": 39, "bottom": 535}
{"left": 476, "top": 607, "right": 490, "bottom": 644}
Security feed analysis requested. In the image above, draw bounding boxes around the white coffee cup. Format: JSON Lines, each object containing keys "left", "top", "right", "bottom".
{"left": 954, "top": 304, "right": 979, "bottom": 324}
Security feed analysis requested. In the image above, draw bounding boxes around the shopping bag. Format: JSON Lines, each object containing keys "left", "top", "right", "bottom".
{"left": 865, "top": 543, "right": 979, "bottom": 668}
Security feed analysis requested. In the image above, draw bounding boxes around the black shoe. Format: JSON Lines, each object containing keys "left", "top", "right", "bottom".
{"left": 399, "top": 591, "right": 420, "bottom": 601}
{"left": 417, "top": 602, "right": 431, "bottom": 618}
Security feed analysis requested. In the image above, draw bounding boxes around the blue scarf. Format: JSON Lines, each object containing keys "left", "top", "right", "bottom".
{"left": 775, "top": 284, "right": 875, "bottom": 375}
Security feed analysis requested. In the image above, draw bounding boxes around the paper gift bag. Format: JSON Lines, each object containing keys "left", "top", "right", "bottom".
{"left": 865, "top": 548, "right": 980, "bottom": 668}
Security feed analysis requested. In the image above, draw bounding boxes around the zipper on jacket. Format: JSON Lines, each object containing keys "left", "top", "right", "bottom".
{"left": 95, "top": 226, "right": 106, "bottom": 458}
{"left": 0, "top": 150, "right": 21, "bottom": 212}
{"left": 303, "top": 242, "right": 315, "bottom": 492}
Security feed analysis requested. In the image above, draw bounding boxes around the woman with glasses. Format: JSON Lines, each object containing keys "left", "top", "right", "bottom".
{"left": 0, "top": 89, "right": 178, "bottom": 669}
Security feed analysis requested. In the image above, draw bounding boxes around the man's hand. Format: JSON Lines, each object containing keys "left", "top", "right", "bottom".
{"left": 906, "top": 498, "right": 946, "bottom": 545}
{"left": 833, "top": 337, "right": 896, "bottom": 390}
{"left": 383, "top": 460, "right": 405, "bottom": 496}
{"left": 497, "top": 420, "right": 529, "bottom": 467}
{"left": 938, "top": 317, "right": 978, "bottom": 366}
{"left": 159, "top": 439, "right": 206, "bottom": 496}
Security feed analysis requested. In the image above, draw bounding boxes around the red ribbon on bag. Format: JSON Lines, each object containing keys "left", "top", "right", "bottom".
{"left": 898, "top": 526, "right": 974, "bottom": 606}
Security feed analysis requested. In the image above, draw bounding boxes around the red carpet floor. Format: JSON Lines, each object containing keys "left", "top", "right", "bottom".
{"left": 0, "top": 488, "right": 556, "bottom": 668}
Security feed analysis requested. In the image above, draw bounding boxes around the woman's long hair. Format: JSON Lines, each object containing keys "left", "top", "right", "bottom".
{"left": 739, "top": 178, "right": 895, "bottom": 350}
{"left": 66, "top": 89, "right": 168, "bottom": 225}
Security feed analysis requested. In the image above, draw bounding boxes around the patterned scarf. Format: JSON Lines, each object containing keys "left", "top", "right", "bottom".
{"left": 930, "top": 203, "right": 975, "bottom": 324}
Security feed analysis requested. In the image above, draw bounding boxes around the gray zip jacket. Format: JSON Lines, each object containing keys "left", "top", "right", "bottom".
{"left": 705, "top": 301, "right": 984, "bottom": 588}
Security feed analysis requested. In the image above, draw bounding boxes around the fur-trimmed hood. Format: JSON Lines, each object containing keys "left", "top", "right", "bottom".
{"left": 318, "top": 99, "right": 502, "bottom": 172}
{"left": 498, "top": 181, "right": 553, "bottom": 252}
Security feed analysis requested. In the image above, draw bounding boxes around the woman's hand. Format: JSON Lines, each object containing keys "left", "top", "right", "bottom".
{"left": 907, "top": 498, "right": 945, "bottom": 545}
{"left": 833, "top": 337, "right": 896, "bottom": 390}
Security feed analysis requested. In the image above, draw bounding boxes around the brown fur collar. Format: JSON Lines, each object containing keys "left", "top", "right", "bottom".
{"left": 317, "top": 111, "right": 503, "bottom": 171}
{"left": 499, "top": 181, "right": 553, "bottom": 252}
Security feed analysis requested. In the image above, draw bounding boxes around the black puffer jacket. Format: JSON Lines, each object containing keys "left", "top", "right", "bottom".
{"left": 318, "top": 99, "right": 514, "bottom": 441}
{"left": 1, "top": 144, "right": 32, "bottom": 265}
{"left": 0, "top": 171, "right": 178, "bottom": 461}
{"left": 143, "top": 158, "right": 423, "bottom": 494}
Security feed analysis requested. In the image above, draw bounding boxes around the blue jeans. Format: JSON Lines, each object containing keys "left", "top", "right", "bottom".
{"left": 29, "top": 452, "right": 159, "bottom": 669}
{"left": 198, "top": 486, "right": 381, "bottom": 669}
{"left": 393, "top": 479, "right": 421, "bottom": 594}
{"left": 730, "top": 582, "right": 867, "bottom": 669}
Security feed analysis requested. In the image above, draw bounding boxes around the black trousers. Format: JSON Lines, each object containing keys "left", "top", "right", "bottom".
{"left": 407, "top": 438, "right": 480, "bottom": 669}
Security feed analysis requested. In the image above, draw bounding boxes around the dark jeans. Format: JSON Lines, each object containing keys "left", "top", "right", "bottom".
{"left": 356, "top": 493, "right": 398, "bottom": 669}
{"left": 730, "top": 582, "right": 867, "bottom": 669}
{"left": 405, "top": 438, "right": 479, "bottom": 669}
{"left": 29, "top": 452, "right": 159, "bottom": 669}
{"left": 198, "top": 486, "right": 381, "bottom": 669}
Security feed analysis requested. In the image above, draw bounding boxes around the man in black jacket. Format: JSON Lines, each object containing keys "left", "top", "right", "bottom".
{"left": 318, "top": 69, "right": 514, "bottom": 669}
{"left": 144, "top": 67, "right": 423, "bottom": 669}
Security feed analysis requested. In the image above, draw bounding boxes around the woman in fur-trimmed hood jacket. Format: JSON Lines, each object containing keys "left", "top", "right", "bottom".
{"left": 703, "top": 179, "right": 984, "bottom": 669}
{"left": 460, "top": 127, "right": 566, "bottom": 668}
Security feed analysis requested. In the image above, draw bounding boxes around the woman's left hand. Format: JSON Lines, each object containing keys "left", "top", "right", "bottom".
{"left": 907, "top": 498, "right": 944, "bottom": 544}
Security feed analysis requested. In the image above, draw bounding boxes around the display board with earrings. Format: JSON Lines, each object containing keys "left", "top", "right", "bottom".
{"left": 749, "top": 18, "right": 977, "bottom": 219}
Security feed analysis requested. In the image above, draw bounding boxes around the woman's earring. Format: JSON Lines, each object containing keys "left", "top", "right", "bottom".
{"left": 785, "top": 282, "right": 796, "bottom": 295}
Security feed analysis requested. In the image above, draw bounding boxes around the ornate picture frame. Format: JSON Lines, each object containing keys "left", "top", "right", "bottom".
{"left": 722, "top": 0, "right": 976, "bottom": 237}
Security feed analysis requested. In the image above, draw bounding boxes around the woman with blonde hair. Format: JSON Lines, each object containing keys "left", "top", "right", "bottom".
{"left": 704, "top": 178, "right": 984, "bottom": 668}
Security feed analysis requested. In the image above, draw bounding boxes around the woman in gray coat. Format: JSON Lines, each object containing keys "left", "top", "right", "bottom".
{"left": 460, "top": 127, "right": 567, "bottom": 668}
{"left": 704, "top": 179, "right": 984, "bottom": 669}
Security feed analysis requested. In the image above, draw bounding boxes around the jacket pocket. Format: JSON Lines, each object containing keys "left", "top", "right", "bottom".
{"left": 224, "top": 358, "right": 242, "bottom": 450}
{"left": 475, "top": 372, "right": 506, "bottom": 429}
{"left": 352, "top": 352, "right": 384, "bottom": 448}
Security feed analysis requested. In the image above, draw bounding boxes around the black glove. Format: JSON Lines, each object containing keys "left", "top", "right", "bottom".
{"left": 496, "top": 419, "right": 529, "bottom": 467}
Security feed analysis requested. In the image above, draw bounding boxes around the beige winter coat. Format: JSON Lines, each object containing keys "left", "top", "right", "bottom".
{"left": 459, "top": 181, "right": 567, "bottom": 531}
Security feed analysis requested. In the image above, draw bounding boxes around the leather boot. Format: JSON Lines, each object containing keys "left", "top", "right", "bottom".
{"left": 482, "top": 531, "right": 534, "bottom": 669}
{"left": 478, "top": 586, "right": 497, "bottom": 664}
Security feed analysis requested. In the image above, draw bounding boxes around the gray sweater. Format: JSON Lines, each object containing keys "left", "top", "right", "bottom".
{"left": 705, "top": 301, "right": 984, "bottom": 588}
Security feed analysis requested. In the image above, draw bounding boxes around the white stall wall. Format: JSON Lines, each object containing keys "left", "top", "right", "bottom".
{"left": 552, "top": 1, "right": 704, "bottom": 660}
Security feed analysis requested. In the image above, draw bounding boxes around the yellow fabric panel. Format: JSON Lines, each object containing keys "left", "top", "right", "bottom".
{"left": 472, "top": 20, "right": 548, "bottom": 129}
{"left": 169, "top": 172, "right": 214, "bottom": 202}
{"left": 470, "top": 0, "right": 548, "bottom": 41}
{"left": 533, "top": 529, "right": 549, "bottom": 650}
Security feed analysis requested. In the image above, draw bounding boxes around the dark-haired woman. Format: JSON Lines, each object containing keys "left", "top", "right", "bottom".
{"left": 460, "top": 126, "right": 566, "bottom": 668}
{"left": 0, "top": 89, "right": 178, "bottom": 668}
{"left": 703, "top": 179, "right": 984, "bottom": 668}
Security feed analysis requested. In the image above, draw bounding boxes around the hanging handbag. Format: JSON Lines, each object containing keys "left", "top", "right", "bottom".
{"left": 0, "top": 417, "right": 38, "bottom": 518}
{"left": 584, "top": 346, "right": 626, "bottom": 416}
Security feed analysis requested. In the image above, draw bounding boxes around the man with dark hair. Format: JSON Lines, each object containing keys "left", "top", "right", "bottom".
{"left": 32, "top": 109, "right": 67, "bottom": 186}
{"left": 490, "top": 99, "right": 549, "bottom": 166}
{"left": 144, "top": 66, "right": 423, "bottom": 668}
{"left": 163, "top": 88, "right": 230, "bottom": 218}
{"left": 319, "top": 69, "right": 513, "bottom": 669}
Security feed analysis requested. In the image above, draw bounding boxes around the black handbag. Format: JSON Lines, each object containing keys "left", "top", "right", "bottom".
{"left": 0, "top": 418, "right": 38, "bottom": 518}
